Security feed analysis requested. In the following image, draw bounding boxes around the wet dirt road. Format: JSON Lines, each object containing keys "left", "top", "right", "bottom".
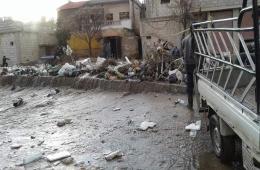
{"left": 0, "top": 86, "right": 231, "bottom": 170}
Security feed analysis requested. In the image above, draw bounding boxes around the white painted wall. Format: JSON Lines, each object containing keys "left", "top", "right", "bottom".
{"left": 19, "top": 32, "right": 39, "bottom": 64}
{"left": 0, "top": 33, "right": 19, "bottom": 66}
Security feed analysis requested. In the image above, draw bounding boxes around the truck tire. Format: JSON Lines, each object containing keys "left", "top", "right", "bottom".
{"left": 209, "top": 114, "right": 235, "bottom": 163}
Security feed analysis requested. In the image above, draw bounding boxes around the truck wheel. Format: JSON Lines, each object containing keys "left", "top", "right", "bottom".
{"left": 209, "top": 115, "right": 235, "bottom": 163}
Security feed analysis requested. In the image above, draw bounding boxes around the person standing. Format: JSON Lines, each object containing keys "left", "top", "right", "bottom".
{"left": 182, "top": 32, "right": 196, "bottom": 109}
{"left": 2, "top": 56, "right": 10, "bottom": 67}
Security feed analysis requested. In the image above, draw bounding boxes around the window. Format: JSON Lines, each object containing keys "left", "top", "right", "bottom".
{"left": 119, "top": 12, "right": 130, "bottom": 20}
{"left": 106, "top": 13, "right": 113, "bottom": 21}
{"left": 161, "top": 0, "right": 170, "bottom": 4}
{"left": 146, "top": 36, "right": 151, "bottom": 39}
{"left": 10, "top": 41, "right": 14, "bottom": 46}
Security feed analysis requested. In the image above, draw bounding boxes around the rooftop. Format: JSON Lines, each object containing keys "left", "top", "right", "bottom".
{"left": 58, "top": 1, "right": 88, "bottom": 11}
{"left": 58, "top": 0, "right": 129, "bottom": 11}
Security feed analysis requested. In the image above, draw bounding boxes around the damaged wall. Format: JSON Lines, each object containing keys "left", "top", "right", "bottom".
{"left": 0, "top": 32, "right": 20, "bottom": 66}
{"left": 122, "top": 35, "right": 139, "bottom": 58}
{"left": 140, "top": 17, "right": 182, "bottom": 57}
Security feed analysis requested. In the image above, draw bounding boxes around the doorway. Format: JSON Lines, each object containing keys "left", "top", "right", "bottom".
{"left": 103, "top": 36, "right": 122, "bottom": 59}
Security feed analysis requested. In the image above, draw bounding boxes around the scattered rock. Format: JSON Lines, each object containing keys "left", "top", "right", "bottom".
{"left": 139, "top": 121, "right": 156, "bottom": 131}
{"left": 35, "top": 101, "right": 54, "bottom": 108}
{"left": 61, "top": 157, "right": 74, "bottom": 165}
{"left": 31, "top": 93, "right": 37, "bottom": 98}
{"left": 104, "top": 150, "right": 123, "bottom": 161}
{"left": 175, "top": 99, "right": 185, "bottom": 105}
{"left": 37, "top": 140, "right": 44, "bottom": 146}
{"left": 53, "top": 161, "right": 61, "bottom": 166}
{"left": 11, "top": 144, "right": 22, "bottom": 149}
{"left": 21, "top": 152, "right": 43, "bottom": 165}
{"left": 46, "top": 151, "right": 71, "bottom": 162}
{"left": 127, "top": 120, "right": 133, "bottom": 125}
{"left": 57, "top": 119, "right": 72, "bottom": 127}
{"left": 13, "top": 98, "right": 24, "bottom": 107}
{"left": 113, "top": 108, "right": 121, "bottom": 111}
{"left": 129, "top": 108, "right": 134, "bottom": 111}
{"left": 101, "top": 140, "right": 105, "bottom": 144}
{"left": 31, "top": 136, "right": 36, "bottom": 139}
{"left": 173, "top": 114, "right": 178, "bottom": 118}
{"left": 40, "top": 112, "right": 49, "bottom": 116}
{"left": 47, "top": 89, "right": 60, "bottom": 97}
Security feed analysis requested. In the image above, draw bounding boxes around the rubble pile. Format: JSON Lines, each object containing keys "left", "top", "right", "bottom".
{"left": 0, "top": 55, "right": 185, "bottom": 84}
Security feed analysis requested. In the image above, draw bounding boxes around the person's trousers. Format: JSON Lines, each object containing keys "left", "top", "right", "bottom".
{"left": 185, "top": 64, "right": 196, "bottom": 106}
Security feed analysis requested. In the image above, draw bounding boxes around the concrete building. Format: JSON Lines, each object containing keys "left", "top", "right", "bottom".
{"left": 140, "top": 0, "right": 256, "bottom": 57}
{"left": 0, "top": 18, "right": 57, "bottom": 66}
{"left": 58, "top": 0, "right": 142, "bottom": 59}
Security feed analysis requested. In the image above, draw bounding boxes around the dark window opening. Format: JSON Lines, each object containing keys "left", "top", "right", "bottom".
{"left": 119, "top": 12, "right": 130, "bottom": 20}
{"left": 161, "top": 0, "right": 170, "bottom": 4}
{"left": 106, "top": 13, "right": 113, "bottom": 21}
{"left": 10, "top": 41, "right": 14, "bottom": 46}
{"left": 146, "top": 36, "right": 151, "bottom": 39}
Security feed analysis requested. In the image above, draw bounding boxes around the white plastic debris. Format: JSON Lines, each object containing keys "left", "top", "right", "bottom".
{"left": 46, "top": 151, "right": 71, "bottom": 162}
{"left": 65, "top": 45, "right": 73, "bottom": 56}
{"left": 104, "top": 150, "right": 123, "bottom": 161}
{"left": 169, "top": 69, "right": 183, "bottom": 82}
{"left": 95, "top": 57, "right": 106, "bottom": 69}
{"left": 58, "top": 63, "right": 76, "bottom": 76}
{"left": 185, "top": 120, "right": 201, "bottom": 131}
{"left": 139, "top": 121, "right": 156, "bottom": 131}
{"left": 175, "top": 99, "right": 185, "bottom": 104}
{"left": 125, "top": 56, "right": 132, "bottom": 64}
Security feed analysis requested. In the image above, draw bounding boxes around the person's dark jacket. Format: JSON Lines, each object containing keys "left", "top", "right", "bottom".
{"left": 181, "top": 34, "right": 195, "bottom": 65}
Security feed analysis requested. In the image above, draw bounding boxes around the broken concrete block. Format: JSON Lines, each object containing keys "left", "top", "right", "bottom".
{"left": 61, "top": 157, "right": 74, "bottom": 165}
{"left": 105, "top": 150, "right": 123, "bottom": 161}
{"left": 57, "top": 119, "right": 72, "bottom": 127}
{"left": 22, "top": 152, "right": 43, "bottom": 165}
{"left": 47, "top": 89, "right": 60, "bottom": 97}
{"left": 190, "top": 130, "right": 197, "bottom": 138}
{"left": 11, "top": 144, "right": 22, "bottom": 149}
{"left": 113, "top": 108, "right": 121, "bottom": 111}
{"left": 46, "top": 151, "right": 71, "bottom": 162}
{"left": 139, "top": 121, "right": 156, "bottom": 131}
{"left": 185, "top": 120, "right": 201, "bottom": 131}
{"left": 13, "top": 98, "right": 24, "bottom": 107}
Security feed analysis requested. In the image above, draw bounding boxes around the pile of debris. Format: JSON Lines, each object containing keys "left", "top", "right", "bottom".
{"left": 0, "top": 56, "right": 185, "bottom": 84}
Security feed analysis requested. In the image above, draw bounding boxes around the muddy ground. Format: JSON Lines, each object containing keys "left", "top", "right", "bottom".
{"left": 0, "top": 86, "right": 231, "bottom": 170}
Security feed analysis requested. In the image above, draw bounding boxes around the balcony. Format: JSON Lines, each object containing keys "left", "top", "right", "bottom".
{"left": 102, "top": 19, "right": 132, "bottom": 30}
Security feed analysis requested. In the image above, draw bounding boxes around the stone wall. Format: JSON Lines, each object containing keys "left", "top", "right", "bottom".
{"left": 0, "top": 75, "right": 186, "bottom": 94}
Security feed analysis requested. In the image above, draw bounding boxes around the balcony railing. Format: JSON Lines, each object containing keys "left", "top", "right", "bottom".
{"left": 102, "top": 19, "right": 132, "bottom": 29}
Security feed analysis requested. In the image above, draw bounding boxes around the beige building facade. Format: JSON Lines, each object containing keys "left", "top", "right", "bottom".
{"left": 58, "top": 0, "right": 142, "bottom": 59}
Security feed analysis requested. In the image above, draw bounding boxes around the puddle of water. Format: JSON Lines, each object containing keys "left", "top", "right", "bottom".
{"left": 198, "top": 152, "right": 232, "bottom": 170}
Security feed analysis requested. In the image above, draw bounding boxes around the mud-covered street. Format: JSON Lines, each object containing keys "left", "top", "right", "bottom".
{"left": 0, "top": 86, "right": 231, "bottom": 170}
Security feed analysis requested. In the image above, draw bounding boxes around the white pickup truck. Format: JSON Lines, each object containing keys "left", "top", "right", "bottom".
{"left": 192, "top": 0, "right": 260, "bottom": 169}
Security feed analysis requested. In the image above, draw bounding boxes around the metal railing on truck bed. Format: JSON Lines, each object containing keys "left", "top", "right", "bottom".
{"left": 191, "top": 0, "right": 259, "bottom": 115}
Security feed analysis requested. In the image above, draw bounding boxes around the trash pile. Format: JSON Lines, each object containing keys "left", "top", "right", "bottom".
{"left": 0, "top": 55, "right": 185, "bottom": 84}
